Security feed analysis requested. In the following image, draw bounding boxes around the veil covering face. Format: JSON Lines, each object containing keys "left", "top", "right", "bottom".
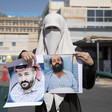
{"left": 36, "top": 13, "right": 76, "bottom": 55}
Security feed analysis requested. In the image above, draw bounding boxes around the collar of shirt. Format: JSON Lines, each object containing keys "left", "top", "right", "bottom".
{"left": 53, "top": 69, "right": 67, "bottom": 75}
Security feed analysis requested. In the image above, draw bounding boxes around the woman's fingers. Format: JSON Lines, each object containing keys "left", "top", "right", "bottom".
{"left": 21, "top": 51, "right": 37, "bottom": 65}
{"left": 74, "top": 52, "right": 94, "bottom": 66}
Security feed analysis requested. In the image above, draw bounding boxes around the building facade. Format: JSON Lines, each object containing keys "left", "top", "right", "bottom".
{"left": 0, "top": 15, "right": 39, "bottom": 63}
{"left": 43, "top": 0, "right": 112, "bottom": 41}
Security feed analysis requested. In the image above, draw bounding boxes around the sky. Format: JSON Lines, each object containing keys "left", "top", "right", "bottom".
{"left": 0, "top": 0, "right": 49, "bottom": 13}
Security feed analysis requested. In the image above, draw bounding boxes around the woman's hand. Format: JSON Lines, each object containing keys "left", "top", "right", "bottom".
{"left": 21, "top": 51, "right": 37, "bottom": 65}
{"left": 74, "top": 52, "right": 94, "bottom": 66}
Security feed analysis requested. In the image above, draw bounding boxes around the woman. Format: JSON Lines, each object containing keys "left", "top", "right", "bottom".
{"left": 19, "top": 13, "right": 96, "bottom": 112}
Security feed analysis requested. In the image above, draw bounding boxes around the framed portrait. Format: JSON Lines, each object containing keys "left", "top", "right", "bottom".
{"left": 4, "top": 55, "right": 45, "bottom": 107}
{"left": 44, "top": 54, "right": 82, "bottom": 94}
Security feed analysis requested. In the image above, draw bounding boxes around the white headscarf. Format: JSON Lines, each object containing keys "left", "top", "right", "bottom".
{"left": 36, "top": 13, "right": 76, "bottom": 112}
{"left": 36, "top": 13, "right": 75, "bottom": 55}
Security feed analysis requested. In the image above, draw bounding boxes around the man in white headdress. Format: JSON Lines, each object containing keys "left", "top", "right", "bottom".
{"left": 19, "top": 13, "right": 96, "bottom": 112}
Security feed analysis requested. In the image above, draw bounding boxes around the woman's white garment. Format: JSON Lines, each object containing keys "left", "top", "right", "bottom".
{"left": 35, "top": 13, "right": 76, "bottom": 112}
{"left": 44, "top": 93, "right": 54, "bottom": 112}
{"left": 44, "top": 93, "right": 65, "bottom": 112}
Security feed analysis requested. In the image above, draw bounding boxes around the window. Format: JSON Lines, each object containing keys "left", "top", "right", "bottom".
{"left": 13, "top": 21, "right": 18, "bottom": 25}
{"left": 20, "top": 28, "right": 26, "bottom": 32}
{"left": 87, "top": 10, "right": 95, "bottom": 16}
{"left": 2, "top": 56, "right": 6, "bottom": 62}
{"left": 0, "top": 21, "right": 2, "bottom": 25}
{"left": 34, "top": 21, "right": 38, "bottom": 25}
{"left": 6, "top": 21, "right": 11, "bottom": 25}
{"left": 0, "top": 42, "right": 3, "bottom": 46}
{"left": 13, "top": 28, "right": 18, "bottom": 32}
{"left": 6, "top": 28, "right": 11, "bottom": 32}
{"left": 27, "top": 21, "right": 33, "bottom": 25}
{"left": 0, "top": 28, "right": 4, "bottom": 31}
{"left": 34, "top": 29, "right": 38, "bottom": 32}
{"left": 87, "top": 9, "right": 112, "bottom": 29}
{"left": 20, "top": 21, "right": 25, "bottom": 25}
{"left": 96, "top": 10, "right": 103, "bottom": 17}
{"left": 96, "top": 18, "right": 103, "bottom": 22}
{"left": 12, "top": 42, "right": 16, "bottom": 46}
{"left": 104, "top": 10, "right": 112, "bottom": 17}
{"left": 87, "top": 18, "right": 95, "bottom": 21}
{"left": 104, "top": 18, "right": 112, "bottom": 22}
{"left": 27, "top": 29, "right": 32, "bottom": 32}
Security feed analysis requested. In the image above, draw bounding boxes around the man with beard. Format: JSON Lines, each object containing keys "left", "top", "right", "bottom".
{"left": 10, "top": 64, "right": 44, "bottom": 102}
{"left": 45, "top": 55, "right": 78, "bottom": 93}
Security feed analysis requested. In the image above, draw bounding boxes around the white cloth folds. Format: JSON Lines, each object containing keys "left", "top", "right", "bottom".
{"left": 54, "top": 94, "right": 65, "bottom": 112}
{"left": 36, "top": 13, "right": 75, "bottom": 55}
{"left": 44, "top": 93, "right": 54, "bottom": 112}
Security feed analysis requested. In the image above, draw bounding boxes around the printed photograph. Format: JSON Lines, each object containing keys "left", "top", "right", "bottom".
{"left": 4, "top": 56, "right": 45, "bottom": 107}
{"left": 44, "top": 54, "right": 82, "bottom": 94}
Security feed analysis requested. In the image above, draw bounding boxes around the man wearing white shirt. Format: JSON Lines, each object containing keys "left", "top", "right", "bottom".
{"left": 10, "top": 64, "right": 44, "bottom": 102}
{"left": 45, "top": 55, "right": 78, "bottom": 93}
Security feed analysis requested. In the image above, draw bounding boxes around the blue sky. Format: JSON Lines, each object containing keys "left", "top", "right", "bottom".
{"left": 0, "top": 0, "right": 49, "bottom": 13}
